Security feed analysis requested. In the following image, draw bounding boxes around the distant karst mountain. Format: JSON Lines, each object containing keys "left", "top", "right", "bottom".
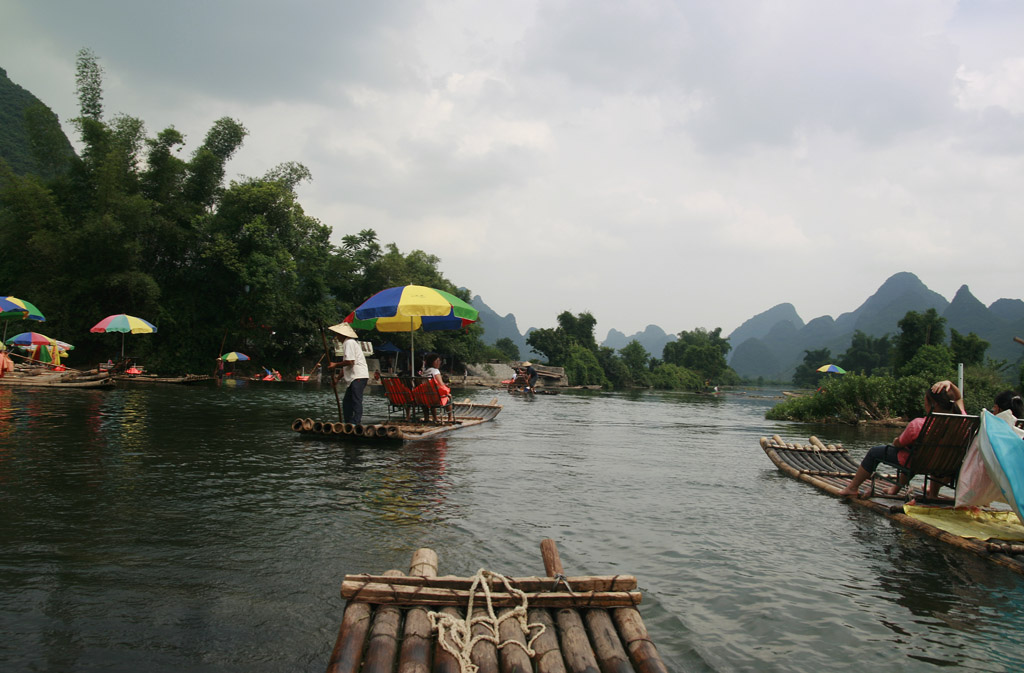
{"left": 474, "top": 271, "right": 1024, "bottom": 379}
{"left": 726, "top": 272, "right": 1024, "bottom": 380}
{"left": 0, "top": 66, "right": 75, "bottom": 177}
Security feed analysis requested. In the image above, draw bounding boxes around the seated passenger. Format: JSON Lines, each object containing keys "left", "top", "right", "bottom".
{"left": 838, "top": 380, "right": 965, "bottom": 498}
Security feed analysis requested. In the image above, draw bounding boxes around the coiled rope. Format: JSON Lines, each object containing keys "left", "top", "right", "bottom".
{"left": 427, "top": 568, "right": 545, "bottom": 673}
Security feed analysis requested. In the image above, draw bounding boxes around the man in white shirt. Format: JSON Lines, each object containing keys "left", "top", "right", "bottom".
{"left": 327, "top": 323, "right": 369, "bottom": 424}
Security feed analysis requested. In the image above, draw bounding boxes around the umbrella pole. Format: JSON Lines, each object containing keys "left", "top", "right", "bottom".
{"left": 320, "top": 324, "right": 344, "bottom": 422}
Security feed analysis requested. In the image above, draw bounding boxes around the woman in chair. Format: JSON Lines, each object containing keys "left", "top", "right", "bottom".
{"left": 838, "top": 380, "right": 965, "bottom": 498}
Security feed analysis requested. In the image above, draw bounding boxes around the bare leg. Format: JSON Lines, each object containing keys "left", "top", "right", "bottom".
{"left": 838, "top": 466, "right": 872, "bottom": 496}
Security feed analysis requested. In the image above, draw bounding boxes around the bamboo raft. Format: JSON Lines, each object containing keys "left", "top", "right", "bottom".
{"left": 326, "top": 539, "right": 670, "bottom": 673}
{"left": 114, "top": 373, "right": 213, "bottom": 384}
{"left": 293, "top": 399, "right": 503, "bottom": 443}
{"left": 0, "top": 370, "right": 115, "bottom": 389}
{"left": 761, "top": 434, "right": 1024, "bottom": 575}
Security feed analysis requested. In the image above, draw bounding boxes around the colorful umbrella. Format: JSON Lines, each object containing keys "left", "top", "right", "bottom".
{"left": 0, "top": 296, "right": 45, "bottom": 322}
{"left": 90, "top": 314, "right": 157, "bottom": 357}
{"left": 341, "top": 285, "right": 478, "bottom": 370}
{"left": 816, "top": 364, "right": 846, "bottom": 374}
{"left": 220, "top": 352, "right": 250, "bottom": 362}
{"left": 5, "top": 332, "right": 72, "bottom": 349}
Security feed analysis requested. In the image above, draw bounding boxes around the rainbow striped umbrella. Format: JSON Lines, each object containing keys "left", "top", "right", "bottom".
{"left": 0, "top": 296, "right": 45, "bottom": 322}
{"left": 90, "top": 314, "right": 157, "bottom": 357}
{"left": 816, "top": 364, "right": 846, "bottom": 374}
{"left": 220, "top": 352, "right": 250, "bottom": 362}
{"left": 341, "top": 285, "right": 478, "bottom": 370}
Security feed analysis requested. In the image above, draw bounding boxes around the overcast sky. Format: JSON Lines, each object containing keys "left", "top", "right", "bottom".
{"left": 3, "top": 1, "right": 1023, "bottom": 340}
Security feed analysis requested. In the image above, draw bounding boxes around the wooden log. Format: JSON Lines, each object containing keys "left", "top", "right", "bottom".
{"left": 432, "top": 606, "right": 463, "bottom": 673}
{"left": 362, "top": 569, "right": 405, "bottom": 673}
{"left": 333, "top": 422, "right": 347, "bottom": 435}
{"left": 612, "top": 608, "right": 669, "bottom": 673}
{"left": 529, "top": 607, "right": 567, "bottom": 673}
{"left": 809, "top": 436, "right": 828, "bottom": 452}
{"left": 292, "top": 418, "right": 304, "bottom": 431}
{"left": 343, "top": 423, "right": 355, "bottom": 434}
{"left": 471, "top": 614, "right": 500, "bottom": 673}
{"left": 584, "top": 609, "right": 632, "bottom": 673}
{"left": 313, "top": 421, "right": 324, "bottom": 433}
{"left": 497, "top": 607, "right": 533, "bottom": 673}
{"left": 398, "top": 549, "right": 437, "bottom": 673}
{"left": 342, "top": 574, "right": 637, "bottom": 592}
{"left": 540, "top": 539, "right": 600, "bottom": 673}
{"left": 325, "top": 601, "right": 372, "bottom": 673}
{"left": 339, "top": 581, "right": 641, "bottom": 607}
{"left": 303, "top": 418, "right": 314, "bottom": 431}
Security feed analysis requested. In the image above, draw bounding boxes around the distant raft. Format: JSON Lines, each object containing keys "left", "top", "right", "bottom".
{"left": 292, "top": 399, "right": 503, "bottom": 443}
{"left": 760, "top": 434, "right": 1024, "bottom": 575}
{"left": 325, "top": 539, "right": 669, "bottom": 673}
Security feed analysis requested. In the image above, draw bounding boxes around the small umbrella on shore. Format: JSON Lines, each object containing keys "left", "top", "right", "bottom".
{"left": 817, "top": 364, "right": 846, "bottom": 374}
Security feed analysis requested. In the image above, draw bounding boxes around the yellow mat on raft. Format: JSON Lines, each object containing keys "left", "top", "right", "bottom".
{"left": 903, "top": 505, "right": 1024, "bottom": 541}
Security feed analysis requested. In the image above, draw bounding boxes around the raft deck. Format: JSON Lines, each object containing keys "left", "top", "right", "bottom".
{"left": 761, "top": 434, "right": 1024, "bottom": 575}
{"left": 326, "top": 539, "right": 669, "bottom": 673}
{"left": 293, "top": 399, "right": 503, "bottom": 443}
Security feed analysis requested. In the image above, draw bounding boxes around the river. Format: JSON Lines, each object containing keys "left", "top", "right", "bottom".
{"left": 1, "top": 382, "right": 1023, "bottom": 672}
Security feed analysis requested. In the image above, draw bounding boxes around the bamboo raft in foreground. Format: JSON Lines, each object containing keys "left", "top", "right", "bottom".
{"left": 326, "top": 539, "right": 669, "bottom": 673}
{"left": 761, "top": 434, "right": 1024, "bottom": 575}
{"left": 0, "top": 370, "right": 115, "bottom": 389}
{"left": 114, "top": 373, "right": 213, "bottom": 384}
{"left": 292, "top": 399, "right": 503, "bottom": 443}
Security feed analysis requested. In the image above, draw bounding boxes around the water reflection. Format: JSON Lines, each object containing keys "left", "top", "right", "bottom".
{"left": 357, "top": 439, "right": 454, "bottom": 525}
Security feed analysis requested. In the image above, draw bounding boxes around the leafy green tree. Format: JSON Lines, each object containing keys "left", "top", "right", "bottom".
{"left": 649, "top": 363, "right": 702, "bottom": 390}
{"left": 556, "top": 311, "right": 599, "bottom": 352}
{"left": 894, "top": 308, "right": 946, "bottom": 371}
{"left": 597, "top": 346, "right": 633, "bottom": 388}
{"left": 619, "top": 340, "right": 651, "bottom": 386}
{"left": 494, "top": 337, "right": 520, "bottom": 360}
{"left": 897, "top": 343, "right": 955, "bottom": 381}
{"left": 563, "top": 344, "right": 610, "bottom": 387}
{"left": 950, "top": 329, "right": 988, "bottom": 367}
{"left": 526, "top": 326, "right": 572, "bottom": 365}
{"left": 838, "top": 330, "right": 891, "bottom": 376}
{"left": 792, "top": 348, "right": 831, "bottom": 387}
{"left": 663, "top": 327, "right": 731, "bottom": 382}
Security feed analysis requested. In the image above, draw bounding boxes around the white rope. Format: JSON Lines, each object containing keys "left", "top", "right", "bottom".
{"left": 427, "top": 568, "right": 545, "bottom": 673}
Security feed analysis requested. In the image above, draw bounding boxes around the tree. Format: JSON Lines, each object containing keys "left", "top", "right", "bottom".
{"left": 895, "top": 308, "right": 946, "bottom": 371}
{"left": 792, "top": 348, "right": 832, "bottom": 387}
{"left": 950, "top": 329, "right": 988, "bottom": 367}
{"left": 662, "top": 327, "right": 731, "bottom": 382}
{"left": 838, "top": 330, "right": 892, "bottom": 376}
{"left": 898, "top": 343, "right": 955, "bottom": 381}
{"left": 556, "top": 311, "right": 599, "bottom": 352}
{"left": 619, "top": 340, "right": 651, "bottom": 386}
{"left": 75, "top": 48, "right": 103, "bottom": 121}
{"left": 494, "top": 337, "right": 520, "bottom": 360}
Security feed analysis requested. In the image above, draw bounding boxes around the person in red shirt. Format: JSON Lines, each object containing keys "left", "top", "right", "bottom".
{"left": 838, "top": 380, "right": 965, "bottom": 498}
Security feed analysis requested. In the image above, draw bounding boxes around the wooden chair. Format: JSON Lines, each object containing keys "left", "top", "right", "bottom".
{"left": 878, "top": 412, "right": 980, "bottom": 501}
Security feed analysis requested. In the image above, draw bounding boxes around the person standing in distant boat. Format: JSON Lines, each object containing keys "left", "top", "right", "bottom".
{"left": 522, "top": 361, "right": 538, "bottom": 393}
{"left": 327, "top": 323, "right": 369, "bottom": 424}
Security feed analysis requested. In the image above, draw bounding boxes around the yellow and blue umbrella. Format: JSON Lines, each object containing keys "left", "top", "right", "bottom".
{"left": 220, "top": 352, "right": 250, "bottom": 362}
{"left": 0, "top": 296, "right": 45, "bottom": 322}
{"left": 341, "top": 285, "right": 478, "bottom": 369}
{"left": 816, "top": 364, "right": 846, "bottom": 374}
{"left": 90, "top": 314, "right": 157, "bottom": 357}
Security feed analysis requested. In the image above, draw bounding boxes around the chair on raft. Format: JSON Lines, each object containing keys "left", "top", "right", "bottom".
{"left": 412, "top": 376, "right": 454, "bottom": 424}
{"left": 380, "top": 375, "right": 417, "bottom": 421}
{"left": 873, "top": 412, "right": 981, "bottom": 502}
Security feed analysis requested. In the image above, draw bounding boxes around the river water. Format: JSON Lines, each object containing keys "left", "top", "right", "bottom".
{"left": 1, "top": 382, "right": 1023, "bottom": 673}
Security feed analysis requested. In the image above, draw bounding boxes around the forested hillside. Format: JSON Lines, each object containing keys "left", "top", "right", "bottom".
{"left": 0, "top": 67, "right": 75, "bottom": 177}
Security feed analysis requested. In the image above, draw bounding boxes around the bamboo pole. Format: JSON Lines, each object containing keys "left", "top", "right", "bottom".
{"left": 612, "top": 608, "right": 669, "bottom": 673}
{"left": 432, "top": 606, "right": 463, "bottom": 673}
{"left": 540, "top": 539, "right": 600, "bottom": 673}
{"left": 398, "top": 549, "right": 437, "bottom": 673}
{"left": 497, "top": 607, "right": 532, "bottom": 673}
{"left": 527, "top": 607, "right": 566, "bottom": 673}
{"left": 584, "top": 609, "right": 633, "bottom": 673}
{"left": 339, "top": 581, "right": 641, "bottom": 608}
{"left": 320, "top": 323, "right": 344, "bottom": 422}
{"left": 342, "top": 575, "right": 637, "bottom": 593}
{"left": 362, "top": 569, "right": 406, "bottom": 673}
{"left": 325, "top": 599, "right": 373, "bottom": 673}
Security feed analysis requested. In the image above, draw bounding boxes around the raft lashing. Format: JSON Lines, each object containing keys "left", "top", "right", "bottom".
{"left": 760, "top": 434, "right": 1024, "bottom": 575}
{"left": 326, "top": 539, "right": 670, "bottom": 673}
{"left": 292, "top": 399, "right": 503, "bottom": 443}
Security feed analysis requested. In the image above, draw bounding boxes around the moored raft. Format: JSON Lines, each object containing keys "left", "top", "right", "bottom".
{"left": 761, "top": 434, "right": 1024, "bottom": 575}
{"left": 293, "top": 399, "right": 503, "bottom": 443}
{"left": 325, "top": 539, "right": 669, "bottom": 673}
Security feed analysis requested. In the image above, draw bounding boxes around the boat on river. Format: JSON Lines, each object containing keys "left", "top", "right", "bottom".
{"left": 292, "top": 398, "right": 502, "bottom": 443}
{"left": 761, "top": 433, "right": 1024, "bottom": 575}
{"left": 326, "top": 539, "right": 669, "bottom": 673}
{"left": 0, "top": 370, "right": 115, "bottom": 389}
{"left": 114, "top": 373, "right": 213, "bottom": 385}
